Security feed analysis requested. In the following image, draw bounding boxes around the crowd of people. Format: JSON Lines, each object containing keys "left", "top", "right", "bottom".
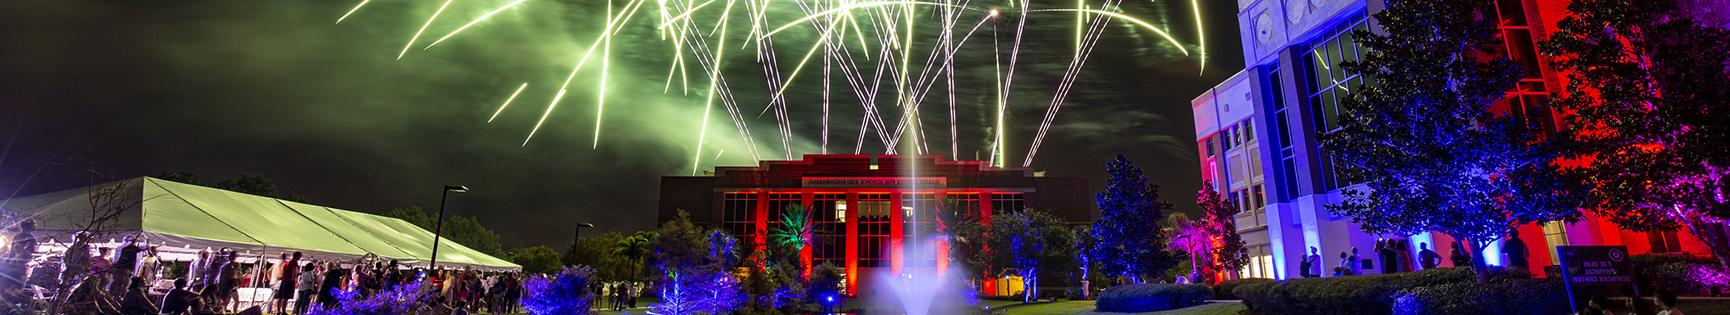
{"left": 1294, "top": 232, "right": 1533, "bottom": 278}
{"left": 0, "top": 220, "right": 536, "bottom": 314}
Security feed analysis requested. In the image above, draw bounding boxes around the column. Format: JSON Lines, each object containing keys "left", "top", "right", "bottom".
{"left": 845, "top": 192, "right": 860, "bottom": 296}
{"left": 890, "top": 192, "right": 904, "bottom": 275}
{"left": 801, "top": 193, "right": 815, "bottom": 279}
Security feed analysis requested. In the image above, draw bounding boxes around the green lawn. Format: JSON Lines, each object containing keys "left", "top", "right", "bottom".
{"left": 995, "top": 300, "right": 1245, "bottom": 315}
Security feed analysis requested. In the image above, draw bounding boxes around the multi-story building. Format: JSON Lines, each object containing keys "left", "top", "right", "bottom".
{"left": 1195, "top": 0, "right": 1722, "bottom": 279}
{"left": 658, "top": 154, "right": 1093, "bottom": 295}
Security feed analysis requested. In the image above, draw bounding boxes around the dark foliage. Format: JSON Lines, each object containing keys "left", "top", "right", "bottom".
{"left": 1210, "top": 278, "right": 1273, "bottom": 300}
{"left": 1391, "top": 278, "right": 1569, "bottom": 315}
{"left": 1542, "top": 0, "right": 1730, "bottom": 267}
{"left": 1233, "top": 268, "right": 1535, "bottom": 315}
{"left": 1090, "top": 154, "right": 1179, "bottom": 282}
{"left": 1094, "top": 283, "right": 1210, "bottom": 313}
{"left": 1323, "top": 0, "right": 1582, "bottom": 282}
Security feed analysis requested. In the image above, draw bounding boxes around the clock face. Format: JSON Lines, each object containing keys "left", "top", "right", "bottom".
{"left": 1286, "top": 0, "right": 1307, "bottom": 24}
{"left": 1256, "top": 13, "right": 1276, "bottom": 45}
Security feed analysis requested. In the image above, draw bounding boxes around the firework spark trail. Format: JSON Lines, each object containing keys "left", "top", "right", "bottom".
{"left": 397, "top": 0, "right": 455, "bottom": 60}
{"left": 992, "top": 0, "right": 1029, "bottom": 160}
{"left": 1027, "top": 3, "right": 1117, "bottom": 166}
{"left": 424, "top": 0, "right": 529, "bottom": 49}
{"left": 1191, "top": 0, "right": 1206, "bottom": 74}
{"left": 1017, "top": 6, "right": 1193, "bottom": 163}
{"left": 488, "top": 83, "right": 531, "bottom": 123}
{"left": 350, "top": 0, "right": 1200, "bottom": 170}
{"left": 883, "top": 7, "right": 977, "bottom": 154}
{"left": 523, "top": 0, "right": 645, "bottom": 146}
{"left": 990, "top": 18, "right": 1005, "bottom": 167}
{"left": 686, "top": 0, "right": 759, "bottom": 173}
{"left": 1024, "top": 2, "right": 1126, "bottom": 167}
{"left": 335, "top": 0, "right": 373, "bottom": 24}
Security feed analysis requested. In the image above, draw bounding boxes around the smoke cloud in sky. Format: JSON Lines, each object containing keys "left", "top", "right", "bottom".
{"left": 0, "top": 0, "right": 1243, "bottom": 247}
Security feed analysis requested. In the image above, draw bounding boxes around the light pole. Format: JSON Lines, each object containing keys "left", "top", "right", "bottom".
{"left": 566, "top": 222, "right": 595, "bottom": 267}
{"left": 429, "top": 184, "right": 468, "bottom": 270}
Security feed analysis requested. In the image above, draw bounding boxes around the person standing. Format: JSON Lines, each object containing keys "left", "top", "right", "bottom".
{"left": 0, "top": 220, "right": 38, "bottom": 293}
{"left": 1449, "top": 241, "right": 1472, "bottom": 268}
{"left": 1348, "top": 247, "right": 1362, "bottom": 275}
{"left": 212, "top": 250, "right": 240, "bottom": 313}
{"left": 136, "top": 246, "right": 160, "bottom": 282}
{"left": 295, "top": 263, "right": 319, "bottom": 315}
{"left": 1300, "top": 247, "right": 1316, "bottom": 278}
{"left": 273, "top": 252, "right": 302, "bottom": 315}
{"left": 318, "top": 262, "right": 347, "bottom": 309}
{"left": 1502, "top": 230, "right": 1529, "bottom": 271}
{"left": 1375, "top": 240, "right": 1396, "bottom": 274}
{"left": 60, "top": 233, "right": 92, "bottom": 289}
{"left": 1418, "top": 242, "right": 1441, "bottom": 270}
{"left": 110, "top": 237, "right": 141, "bottom": 295}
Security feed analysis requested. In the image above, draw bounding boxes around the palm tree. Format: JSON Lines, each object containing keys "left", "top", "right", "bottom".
{"left": 1164, "top": 213, "right": 1211, "bottom": 283}
{"left": 614, "top": 231, "right": 656, "bottom": 281}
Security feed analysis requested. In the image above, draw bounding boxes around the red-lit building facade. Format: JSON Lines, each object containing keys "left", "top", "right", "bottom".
{"left": 1193, "top": 0, "right": 1727, "bottom": 280}
{"left": 658, "top": 154, "right": 1093, "bottom": 295}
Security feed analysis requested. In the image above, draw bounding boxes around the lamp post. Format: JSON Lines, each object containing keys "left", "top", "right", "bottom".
{"left": 566, "top": 222, "right": 595, "bottom": 266}
{"left": 429, "top": 184, "right": 468, "bottom": 270}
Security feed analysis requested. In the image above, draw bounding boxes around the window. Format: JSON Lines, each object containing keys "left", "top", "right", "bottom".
{"left": 723, "top": 193, "right": 759, "bottom": 252}
{"left": 946, "top": 193, "right": 981, "bottom": 231}
{"left": 812, "top": 194, "right": 847, "bottom": 266}
{"left": 1542, "top": 221, "right": 1568, "bottom": 264}
{"left": 1649, "top": 230, "right": 1685, "bottom": 253}
{"left": 1263, "top": 64, "right": 1299, "bottom": 202}
{"left": 857, "top": 194, "right": 892, "bottom": 268}
{"left": 766, "top": 193, "right": 803, "bottom": 250}
{"left": 902, "top": 193, "right": 938, "bottom": 267}
{"left": 1300, "top": 15, "right": 1369, "bottom": 191}
{"left": 990, "top": 193, "right": 1025, "bottom": 215}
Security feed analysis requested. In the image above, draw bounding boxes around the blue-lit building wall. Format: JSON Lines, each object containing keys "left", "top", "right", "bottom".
{"left": 1200, "top": 0, "right": 1730, "bottom": 280}
{"left": 1197, "top": 0, "right": 1491, "bottom": 280}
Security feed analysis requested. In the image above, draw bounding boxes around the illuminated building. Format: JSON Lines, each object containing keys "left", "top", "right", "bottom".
{"left": 1195, "top": 0, "right": 1723, "bottom": 280}
{"left": 658, "top": 154, "right": 1093, "bottom": 295}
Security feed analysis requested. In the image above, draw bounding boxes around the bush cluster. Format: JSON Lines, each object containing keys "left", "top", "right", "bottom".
{"left": 1390, "top": 278, "right": 1570, "bottom": 315}
{"left": 1094, "top": 283, "right": 1210, "bottom": 313}
{"left": 1232, "top": 268, "right": 1541, "bottom": 315}
{"left": 1210, "top": 278, "right": 1273, "bottom": 300}
{"left": 1631, "top": 254, "right": 1728, "bottom": 296}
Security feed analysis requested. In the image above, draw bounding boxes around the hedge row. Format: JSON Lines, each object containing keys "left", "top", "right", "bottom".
{"left": 1211, "top": 278, "right": 1274, "bottom": 300}
{"left": 1391, "top": 278, "right": 1570, "bottom": 315}
{"left": 1095, "top": 283, "right": 1210, "bottom": 313}
{"left": 1232, "top": 268, "right": 1537, "bottom": 315}
{"left": 1631, "top": 254, "right": 1729, "bottom": 296}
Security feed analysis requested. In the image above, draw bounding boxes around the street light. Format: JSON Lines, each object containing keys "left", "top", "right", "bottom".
{"left": 566, "top": 222, "right": 595, "bottom": 266}
{"left": 429, "top": 184, "right": 468, "bottom": 270}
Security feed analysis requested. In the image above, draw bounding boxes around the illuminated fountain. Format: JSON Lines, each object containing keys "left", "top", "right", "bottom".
{"left": 866, "top": 153, "right": 977, "bottom": 315}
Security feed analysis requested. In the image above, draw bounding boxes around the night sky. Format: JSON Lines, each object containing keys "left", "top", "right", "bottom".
{"left": 0, "top": 0, "right": 1244, "bottom": 248}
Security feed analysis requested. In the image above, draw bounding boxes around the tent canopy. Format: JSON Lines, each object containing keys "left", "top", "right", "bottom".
{"left": 0, "top": 177, "right": 518, "bottom": 271}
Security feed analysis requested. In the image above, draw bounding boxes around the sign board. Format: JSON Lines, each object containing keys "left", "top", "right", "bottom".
{"left": 801, "top": 177, "right": 946, "bottom": 188}
{"left": 1557, "top": 245, "right": 1635, "bottom": 314}
{"left": 1558, "top": 245, "right": 1632, "bottom": 285}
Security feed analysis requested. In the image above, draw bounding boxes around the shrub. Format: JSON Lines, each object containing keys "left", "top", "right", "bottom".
{"left": 1642, "top": 261, "right": 1730, "bottom": 296}
{"left": 1095, "top": 283, "right": 1210, "bottom": 313}
{"left": 1391, "top": 278, "right": 1569, "bottom": 315}
{"left": 521, "top": 266, "right": 598, "bottom": 315}
{"left": 308, "top": 281, "right": 434, "bottom": 315}
{"left": 1212, "top": 278, "right": 1273, "bottom": 300}
{"left": 1236, "top": 268, "right": 1482, "bottom": 315}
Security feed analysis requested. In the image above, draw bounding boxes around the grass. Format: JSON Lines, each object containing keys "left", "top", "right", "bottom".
{"left": 995, "top": 300, "right": 1245, "bottom": 315}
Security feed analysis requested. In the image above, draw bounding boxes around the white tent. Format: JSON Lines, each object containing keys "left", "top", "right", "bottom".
{"left": 0, "top": 177, "right": 518, "bottom": 271}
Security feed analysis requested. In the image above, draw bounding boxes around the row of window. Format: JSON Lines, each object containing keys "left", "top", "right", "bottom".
{"left": 720, "top": 192, "right": 1026, "bottom": 268}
